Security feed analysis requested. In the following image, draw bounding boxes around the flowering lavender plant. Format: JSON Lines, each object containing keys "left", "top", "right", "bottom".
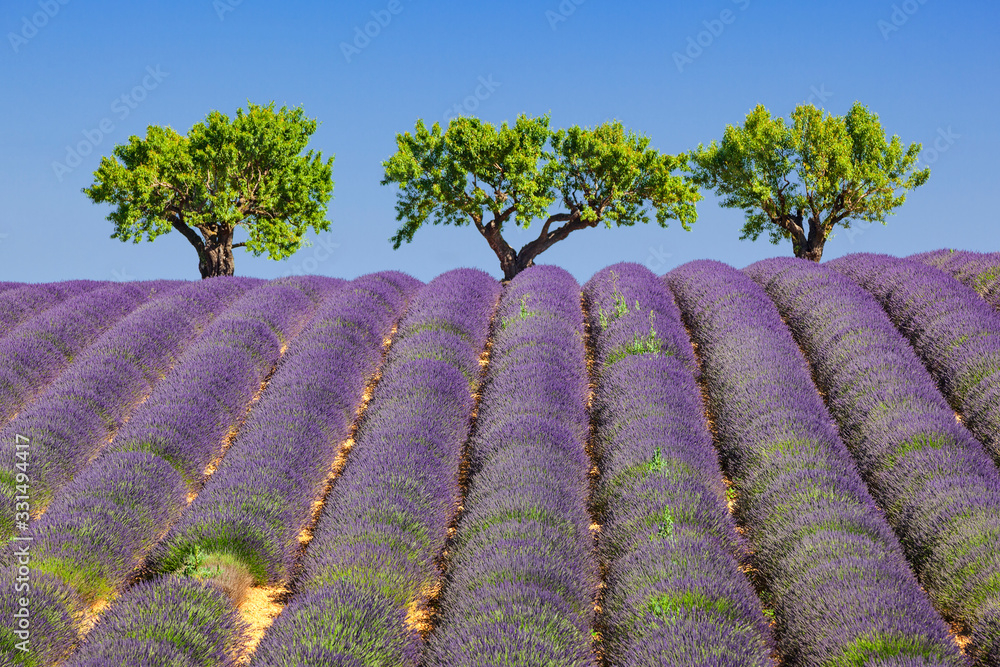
{"left": 585, "top": 262, "right": 773, "bottom": 666}
{"left": 0, "top": 277, "right": 257, "bottom": 538}
{"left": 149, "top": 272, "right": 419, "bottom": 587}
{"left": 0, "top": 282, "right": 161, "bottom": 427}
{"left": 253, "top": 268, "right": 498, "bottom": 666}
{"left": 422, "top": 265, "right": 597, "bottom": 667}
{"left": 667, "top": 260, "right": 963, "bottom": 667}
{"left": 830, "top": 253, "right": 1000, "bottom": 466}
{"left": 750, "top": 256, "right": 1000, "bottom": 664}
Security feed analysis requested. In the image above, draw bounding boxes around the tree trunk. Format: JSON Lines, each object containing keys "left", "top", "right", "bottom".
{"left": 499, "top": 249, "right": 542, "bottom": 281}
{"left": 198, "top": 229, "right": 236, "bottom": 279}
{"left": 791, "top": 217, "right": 826, "bottom": 262}
{"left": 799, "top": 243, "right": 824, "bottom": 262}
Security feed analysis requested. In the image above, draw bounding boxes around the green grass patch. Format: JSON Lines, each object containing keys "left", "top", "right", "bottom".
{"left": 825, "top": 632, "right": 952, "bottom": 667}
{"left": 501, "top": 294, "right": 542, "bottom": 330}
{"left": 30, "top": 556, "right": 110, "bottom": 605}
{"left": 647, "top": 589, "right": 735, "bottom": 622}
{"left": 883, "top": 432, "right": 948, "bottom": 470}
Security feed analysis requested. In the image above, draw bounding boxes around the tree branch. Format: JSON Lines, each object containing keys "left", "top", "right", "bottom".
{"left": 171, "top": 216, "right": 204, "bottom": 252}
{"left": 516, "top": 210, "right": 585, "bottom": 264}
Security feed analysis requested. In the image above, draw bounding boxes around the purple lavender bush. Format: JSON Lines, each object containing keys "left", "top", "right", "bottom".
{"left": 252, "top": 268, "right": 499, "bottom": 666}
{"left": 585, "top": 262, "right": 773, "bottom": 666}
{"left": 0, "top": 277, "right": 257, "bottom": 539}
{"left": 0, "top": 281, "right": 105, "bottom": 335}
{"left": 0, "top": 282, "right": 172, "bottom": 427}
{"left": 19, "top": 279, "right": 330, "bottom": 622}
{"left": 147, "top": 272, "right": 420, "bottom": 587}
{"left": 910, "top": 249, "right": 1000, "bottom": 312}
{"left": 421, "top": 265, "right": 598, "bottom": 667}
{"left": 667, "top": 260, "right": 964, "bottom": 667}
{"left": 0, "top": 569, "right": 82, "bottom": 666}
{"left": 61, "top": 575, "right": 248, "bottom": 667}
{"left": 749, "top": 256, "right": 1000, "bottom": 664}
{"left": 829, "top": 253, "right": 1000, "bottom": 465}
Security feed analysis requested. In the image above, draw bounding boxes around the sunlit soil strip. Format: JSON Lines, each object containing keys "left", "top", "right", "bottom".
{"left": 184, "top": 365, "right": 276, "bottom": 504}
{"left": 235, "top": 583, "right": 287, "bottom": 666}
{"left": 949, "top": 621, "right": 972, "bottom": 653}
{"left": 78, "top": 599, "right": 109, "bottom": 636}
{"left": 405, "top": 581, "right": 442, "bottom": 636}
{"left": 579, "top": 293, "right": 607, "bottom": 666}
{"left": 234, "top": 326, "right": 397, "bottom": 665}
{"left": 68, "top": 344, "right": 292, "bottom": 661}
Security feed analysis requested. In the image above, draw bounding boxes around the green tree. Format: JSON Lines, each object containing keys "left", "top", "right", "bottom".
{"left": 84, "top": 102, "right": 334, "bottom": 279}
{"left": 381, "top": 114, "right": 700, "bottom": 280}
{"left": 685, "top": 102, "right": 929, "bottom": 262}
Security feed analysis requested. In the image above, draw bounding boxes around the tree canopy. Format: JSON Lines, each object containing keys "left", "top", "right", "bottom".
{"left": 381, "top": 114, "right": 701, "bottom": 280}
{"left": 84, "top": 102, "right": 334, "bottom": 278}
{"left": 685, "top": 102, "right": 929, "bottom": 261}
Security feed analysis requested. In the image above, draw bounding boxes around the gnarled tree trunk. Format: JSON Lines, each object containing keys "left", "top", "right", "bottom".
{"left": 791, "top": 217, "right": 827, "bottom": 262}
{"left": 172, "top": 218, "right": 237, "bottom": 278}
{"left": 198, "top": 240, "right": 236, "bottom": 278}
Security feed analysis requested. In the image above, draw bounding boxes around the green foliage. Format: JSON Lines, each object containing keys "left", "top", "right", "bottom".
{"left": 605, "top": 310, "right": 669, "bottom": 365}
{"left": 598, "top": 270, "right": 638, "bottom": 329}
{"left": 382, "top": 115, "right": 556, "bottom": 247}
{"left": 685, "top": 102, "right": 929, "bottom": 254}
{"left": 645, "top": 447, "right": 667, "bottom": 474}
{"left": 649, "top": 505, "right": 676, "bottom": 541}
{"left": 501, "top": 294, "right": 542, "bottom": 330}
{"left": 83, "top": 101, "right": 334, "bottom": 265}
{"left": 825, "top": 633, "right": 954, "bottom": 667}
{"left": 381, "top": 114, "right": 700, "bottom": 276}
{"left": 647, "top": 589, "right": 734, "bottom": 621}
{"left": 973, "top": 267, "right": 1000, "bottom": 294}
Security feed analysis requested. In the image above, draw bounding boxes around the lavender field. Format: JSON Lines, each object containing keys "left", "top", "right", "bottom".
{"left": 1, "top": 251, "right": 999, "bottom": 667}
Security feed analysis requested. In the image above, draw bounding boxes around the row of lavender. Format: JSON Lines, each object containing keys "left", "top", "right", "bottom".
{"left": 0, "top": 277, "right": 259, "bottom": 541}
{"left": 421, "top": 266, "right": 598, "bottom": 666}
{"left": 0, "top": 282, "right": 178, "bottom": 430}
{"left": 584, "top": 263, "right": 773, "bottom": 666}
{"left": 911, "top": 250, "right": 1000, "bottom": 311}
{"left": 0, "top": 281, "right": 105, "bottom": 334}
{"left": 43, "top": 272, "right": 417, "bottom": 666}
{"left": 667, "top": 260, "right": 965, "bottom": 666}
{"left": 748, "top": 257, "right": 1000, "bottom": 665}
{"left": 829, "top": 254, "right": 1000, "bottom": 468}
{"left": 0, "top": 276, "right": 337, "bottom": 665}
{"left": 252, "top": 268, "right": 500, "bottom": 665}
{"left": 0, "top": 260, "right": 998, "bottom": 664}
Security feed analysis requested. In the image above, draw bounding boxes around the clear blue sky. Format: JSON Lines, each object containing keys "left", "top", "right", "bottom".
{"left": 1, "top": 0, "right": 997, "bottom": 283}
